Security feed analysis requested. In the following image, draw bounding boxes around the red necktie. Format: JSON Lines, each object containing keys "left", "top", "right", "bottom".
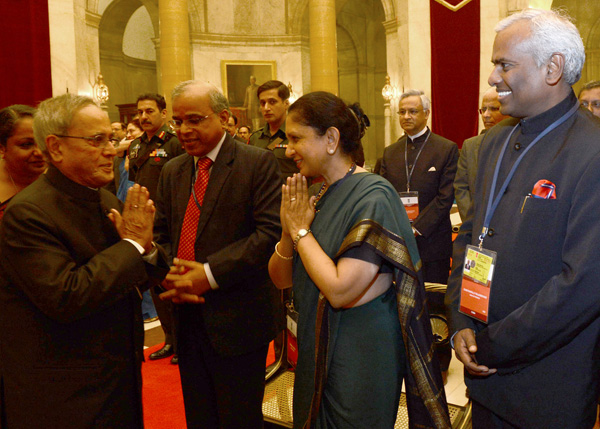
{"left": 177, "top": 157, "right": 213, "bottom": 261}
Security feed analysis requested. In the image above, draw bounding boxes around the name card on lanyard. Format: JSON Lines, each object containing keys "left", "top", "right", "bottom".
{"left": 459, "top": 102, "right": 579, "bottom": 323}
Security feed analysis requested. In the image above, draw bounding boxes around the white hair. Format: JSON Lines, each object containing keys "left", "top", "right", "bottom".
{"left": 34, "top": 94, "right": 98, "bottom": 155}
{"left": 495, "top": 8, "right": 585, "bottom": 86}
{"left": 399, "top": 89, "right": 431, "bottom": 111}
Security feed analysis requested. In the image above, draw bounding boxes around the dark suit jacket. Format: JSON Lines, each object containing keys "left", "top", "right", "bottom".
{"left": 0, "top": 165, "right": 168, "bottom": 429}
{"left": 154, "top": 133, "right": 283, "bottom": 357}
{"left": 446, "top": 93, "right": 600, "bottom": 428}
{"left": 454, "top": 132, "right": 485, "bottom": 222}
{"left": 380, "top": 130, "right": 458, "bottom": 261}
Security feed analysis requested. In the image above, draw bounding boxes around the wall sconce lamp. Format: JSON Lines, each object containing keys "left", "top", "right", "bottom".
{"left": 93, "top": 73, "right": 109, "bottom": 105}
{"left": 381, "top": 75, "right": 398, "bottom": 102}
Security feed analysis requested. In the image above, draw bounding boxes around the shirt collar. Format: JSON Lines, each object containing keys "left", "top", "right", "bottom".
{"left": 261, "top": 120, "right": 287, "bottom": 139}
{"left": 406, "top": 126, "right": 429, "bottom": 142}
{"left": 141, "top": 124, "right": 171, "bottom": 143}
{"left": 193, "top": 132, "right": 226, "bottom": 167}
{"left": 46, "top": 164, "right": 101, "bottom": 202}
{"left": 519, "top": 91, "right": 578, "bottom": 135}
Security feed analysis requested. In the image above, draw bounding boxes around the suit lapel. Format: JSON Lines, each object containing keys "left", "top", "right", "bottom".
{"left": 195, "top": 136, "right": 235, "bottom": 240}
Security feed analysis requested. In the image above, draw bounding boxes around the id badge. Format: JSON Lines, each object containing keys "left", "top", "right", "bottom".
{"left": 459, "top": 245, "right": 496, "bottom": 323}
{"left": 286, "top": 301, "right": 299, "bottom": 369}
{"left": 399, "top": 191, "right": 419, "bottom": 221}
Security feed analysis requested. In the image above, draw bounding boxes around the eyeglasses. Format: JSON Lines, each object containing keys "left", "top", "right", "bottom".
{"left": 479, "top": 106, "right": 500, "bottom": 114}
{"left": 397, "top": 109, "right": 423, "bottom": 116}
{"left": 169, "top": 114, "right": 215, "bottom": 129}
{"left": 55, "top": 134, "right": 113, "bottom": 148}
{"left": 581, "top": 101, "right": 600, "bottom": 109}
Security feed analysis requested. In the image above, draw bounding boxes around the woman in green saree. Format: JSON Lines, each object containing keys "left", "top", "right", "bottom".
{"left": 269, "top": 91, "right": 450, "bottom": 429}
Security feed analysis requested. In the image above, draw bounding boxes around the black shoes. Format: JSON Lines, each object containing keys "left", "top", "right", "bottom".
{"left": 149, "top": 344, "right": 174, "bottom": 360}
{"left": 170, "top": 355, "right": 178, "bottom": 365}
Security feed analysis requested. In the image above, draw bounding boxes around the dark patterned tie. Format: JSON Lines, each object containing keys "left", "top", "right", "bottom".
{"left": 177, "top": 157, "right": 213, "bottom": 261}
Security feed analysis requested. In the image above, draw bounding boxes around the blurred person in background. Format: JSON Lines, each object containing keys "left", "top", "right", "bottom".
{"left": 0, "top": 104, "right": 46, "bottom": 221}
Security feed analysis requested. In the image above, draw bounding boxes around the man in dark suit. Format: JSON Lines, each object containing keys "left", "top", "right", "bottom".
{"left": 380, "top": 89, "right": 458, "bottom": 284}
{"left": 446, "top": 9, "right": 600, "bottom": 428}
{"left": 0, "top": 94, "right": 168, "bottom": 428}
{"left": 380, "top": 90, "right": 457, "bottom": 380}
{"left": 154, "top": 81, "right": 282, "bottom": 428}
{"left": 454, "top": 87, "right": 508, "bottom": 221}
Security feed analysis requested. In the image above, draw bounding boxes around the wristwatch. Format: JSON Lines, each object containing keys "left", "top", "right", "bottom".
{"left": 293, "top": 228, "right": 311, "bottom": 252}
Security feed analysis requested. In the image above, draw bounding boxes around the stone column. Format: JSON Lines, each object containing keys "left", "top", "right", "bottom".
{"left": 309, "top": 0, "right": 338, "bottom": 94}
{"left": 159, "top": 0, "right": 191, "bottom": 115}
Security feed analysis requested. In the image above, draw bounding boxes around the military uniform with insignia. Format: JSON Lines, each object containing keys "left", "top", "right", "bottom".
{"left": 249, "top": 122, "right": 298, "bottom": 181}
{"left": 128, "top": 124, "right": 184, "bottom": 201}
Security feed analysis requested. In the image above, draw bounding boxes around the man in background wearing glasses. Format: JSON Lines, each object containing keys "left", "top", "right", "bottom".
{"left": 454, "top": 87, "right": 509, "bottom": 222}
{"left": 128, "top": 92, "right": 184, "bottom": 364}
{"left": 579, "top": 80, "right": 600, "bottom": 118}
{"left": 0, "top": 94, "right": 169, "bottom": 427}
{"left": 380, "top": 89, "right": 458, "bottom": 382}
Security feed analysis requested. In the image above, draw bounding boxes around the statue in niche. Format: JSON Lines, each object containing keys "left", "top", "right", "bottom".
{"left": 243, "top": 75, "right": 261, "bottom": 131}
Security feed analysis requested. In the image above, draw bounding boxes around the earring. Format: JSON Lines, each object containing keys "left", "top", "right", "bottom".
{"left": 328, "top": 149, "right": 334, "bottom": 154}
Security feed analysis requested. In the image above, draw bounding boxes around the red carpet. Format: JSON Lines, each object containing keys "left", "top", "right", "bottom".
{"left": 142, "top": 342, "right": 276, "bottom": 428}
{"left": 142, "top": 344, "right": 186, "bottom": 428}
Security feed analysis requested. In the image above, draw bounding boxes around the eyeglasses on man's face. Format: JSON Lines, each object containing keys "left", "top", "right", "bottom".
{"left": 397, "top": 109, "right": 423, "bottom": 116}
{"left": 581, "top": 101, "right": 600, "bottom": 109}
{"left": 55, "top": 134, "right": 113, "bottom": 148}
{"left": 479, "top": 106, "right": 501, "bottom": 114}
{"left": 169, "top": 114, "right": 215, "bottom": 129}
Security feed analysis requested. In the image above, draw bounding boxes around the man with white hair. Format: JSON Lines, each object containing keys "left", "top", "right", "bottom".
{"left": 381, "top": 89, "right": 458, "bottom": 285}
{"left": 446, "top": 9, "right": 600, "bottom": 427}
{"left": 380, "top": 89, "right": 458, "bottom": 381}
{"left": 454, "top": 87, "right": 509, "bottom": 221}
{"left": 0, "top": 94, "right": 168, "bottom": 427}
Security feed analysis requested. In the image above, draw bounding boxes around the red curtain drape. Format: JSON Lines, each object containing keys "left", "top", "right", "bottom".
{"left": 0, "top": 0, "right": 53, "bottom": 108}
{"left": 430, "top": 0, "right": 480, "bottom": 148}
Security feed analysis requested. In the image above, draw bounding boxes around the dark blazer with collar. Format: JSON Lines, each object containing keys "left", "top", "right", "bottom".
{"left": 454, "top": 132, "right": 485, "bottom": 222}
{"left": 0, "top": 165, "right": 168, "bottom": 428}
{"left": 380, "top": 130, "right": 458, "bottom": 262}
{"left": 154, "top": 133, "right": 283, "bottom": 357}
{"left": 446, "top": 96, "right": 600, "bottom": 428}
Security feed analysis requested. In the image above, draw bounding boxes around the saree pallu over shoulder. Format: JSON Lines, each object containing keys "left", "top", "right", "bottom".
{"left": 299, "top": 173, "right": 450, "bottom": 429}
{"left": 336, "top": 219, "right": 450, "bottom": 429}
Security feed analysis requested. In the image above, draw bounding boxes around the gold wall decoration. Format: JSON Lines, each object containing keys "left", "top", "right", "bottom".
{"left": 434, "top": 0, "right": 474, "bottom": 12}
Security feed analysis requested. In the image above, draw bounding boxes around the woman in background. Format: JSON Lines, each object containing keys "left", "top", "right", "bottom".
{"left": 268, "top": 92, "right": 449, "bottom": 428}
{"left": 0, "top": 105, "right": 46, "bottom": 221}
{"left": 115, "top": 118, "right": 143, "bottom": 202}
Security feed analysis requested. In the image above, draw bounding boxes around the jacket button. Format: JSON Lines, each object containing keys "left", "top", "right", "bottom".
{"left": 487, "top": 228, "right": 495, "bottom": 236}
{"left": 514, "top": 143, "right": 521, "bottom": 150}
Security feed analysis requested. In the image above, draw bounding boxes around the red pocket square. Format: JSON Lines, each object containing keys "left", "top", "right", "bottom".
{"left": 531, "top": 179, "right": 556, "bottom": 199}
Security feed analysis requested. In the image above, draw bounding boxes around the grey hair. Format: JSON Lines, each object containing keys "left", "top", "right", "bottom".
{"left": 33, "top": 94, "right": 98, "bottom": 154}
{"left": 495, "top": 8, "right": 584, "bottom": 86}
{"left": 579, "top": 80, "right": 600, "bottom": 97}
{"left": 399, "top": 89, "right": 431, "bottom": 111}
{"left": 172, "top": 80, "right": 230, "bottom": 114}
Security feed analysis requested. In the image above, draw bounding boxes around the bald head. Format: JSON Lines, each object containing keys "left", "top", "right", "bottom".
{"left": 480, "top": 88, "right": 509, "bottom": 130}
{"left": 171, "top": 81, "right": 229, "bottom": 157}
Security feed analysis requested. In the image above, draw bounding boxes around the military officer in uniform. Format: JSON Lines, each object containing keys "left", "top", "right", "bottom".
{"left": 249, "top": 80, "right": 298, "bottom": 181}
{"left": 129, "top": 93, "right": 184, "bottom": 364}
{"left": 128, "top": 93, "right": 184, "bottom": 202}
